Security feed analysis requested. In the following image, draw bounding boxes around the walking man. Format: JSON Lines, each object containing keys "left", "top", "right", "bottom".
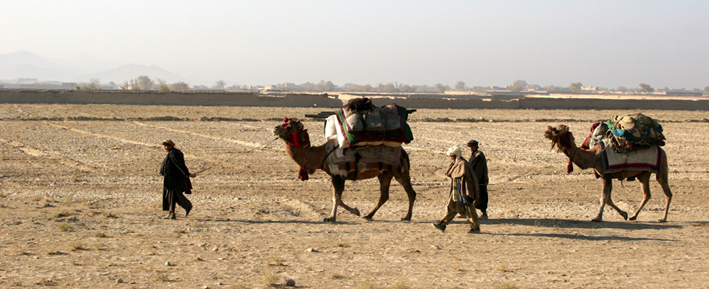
{"left": 467, "top": 140, "right": 489, "bottom": 218}
{"left": 160, "top": 140, "right": 195, "bottom": 219}
{"left": 432, "top": 146, "right": 481, "bottom": 234}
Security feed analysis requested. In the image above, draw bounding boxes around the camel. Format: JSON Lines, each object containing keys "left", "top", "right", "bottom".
{"left": 543, "top": 125, "right": 672, "bottom": 222}
{"left": 272, "top": 118, "right": 416, "bottom": 222}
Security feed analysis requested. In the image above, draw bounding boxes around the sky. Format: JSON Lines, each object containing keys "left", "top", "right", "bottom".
{"left": 1, "top": 0, "right": 708, "bottom": 88}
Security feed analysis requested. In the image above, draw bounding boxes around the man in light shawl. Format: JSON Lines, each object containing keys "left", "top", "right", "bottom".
{"left": 431, "top": 145, "right": 481, "bottom": 233}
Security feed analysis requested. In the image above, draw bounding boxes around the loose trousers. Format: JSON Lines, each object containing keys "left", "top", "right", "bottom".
{"left": 162, "top": 189, "right": 192, "bottom": 213}
{"left": 475, "top": 184, "right": 488, "bottom": 212}
{"left": 441, "top": 194, "right": 479, "bottom": 229}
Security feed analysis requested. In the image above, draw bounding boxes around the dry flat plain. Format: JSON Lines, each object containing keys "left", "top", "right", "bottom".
{"left": 1, "top": 104, "right": 708, "bottom": 289}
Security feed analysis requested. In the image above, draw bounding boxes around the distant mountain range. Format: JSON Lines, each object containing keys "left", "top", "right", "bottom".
{"left": 0, "top": 51, "right": 189, "bottom": 84}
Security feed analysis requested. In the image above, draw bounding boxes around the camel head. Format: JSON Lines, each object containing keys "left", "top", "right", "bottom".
{"left": 272, "top": 117, "right": 310, "bottom": 148}
{"left": 544, "top": 124, "right": 576, "bottom": 152}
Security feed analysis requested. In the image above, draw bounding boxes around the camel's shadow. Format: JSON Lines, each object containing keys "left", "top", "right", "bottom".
{"left": 201, "top": 218, "right": 362, "bottom": 226}
{"left": 475, "top": 217, "right": 682, "bottom": 230}
{"left": 443, "top": 218, "right": 680, "bottom": 241}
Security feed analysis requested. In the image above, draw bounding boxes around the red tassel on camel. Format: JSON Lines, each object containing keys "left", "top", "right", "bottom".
{"left": 298, "top": 167, "right": 309, "bottom": 181}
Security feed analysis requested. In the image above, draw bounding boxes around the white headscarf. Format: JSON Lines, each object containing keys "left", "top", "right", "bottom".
{"left": 446, "top": 145, "right": 462, "bottom": 162}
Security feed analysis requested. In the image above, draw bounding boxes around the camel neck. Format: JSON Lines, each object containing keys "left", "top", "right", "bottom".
{"left": 286, "top": 144, "right": 326, "bottom": 171}
{"left": 562, "top": 144, "right": 597, "bottom": 170}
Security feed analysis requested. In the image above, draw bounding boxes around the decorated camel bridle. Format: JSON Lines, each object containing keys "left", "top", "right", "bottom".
{"left": 548, "top": 126, "right": 578, "bottom": 174}
{"left": 282, "top": 118, "right": 312, "bottom": 180}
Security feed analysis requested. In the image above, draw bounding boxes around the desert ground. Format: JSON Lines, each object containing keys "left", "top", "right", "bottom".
{"left": 1, "top": 104, "right": 708, "bottom": 289}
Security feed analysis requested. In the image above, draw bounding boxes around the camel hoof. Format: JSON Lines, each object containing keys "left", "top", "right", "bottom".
{"left": 658, "top": 219, "right": 667, "bottom": 223}
{"left": 401, "top": 217, "right": 411, "bottom": 222}
{"left": 323, "top": 217, "right": 336, "bottom": 223}
{"left": 629, "top": 216, "right": 637, "bottom": 221}
{"left": 351, "top": 208, "right": 361, "bottom": 217}
{"left": 591, "top": 218, "right": 602, "bottom": 222}
{"left": 362, "top": 216, "right": 373, "bottom": 221}
{"left": 620, "top": 211, "right": 628, "bottom": 220}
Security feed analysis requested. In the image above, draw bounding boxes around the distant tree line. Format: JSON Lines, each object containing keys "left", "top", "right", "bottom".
{"left": 77, "top": 76, "right": 708, "bottom": 95}
{"left": 118, "top": 75, "right": 190, "bottom": 92}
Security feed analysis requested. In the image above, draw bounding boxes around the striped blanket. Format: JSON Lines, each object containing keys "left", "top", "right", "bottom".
{"left": 600, "top": 140, "right": 662, "bottom": 175}
{"left": 325, "top": 138, "right": 403, "bottom": 178}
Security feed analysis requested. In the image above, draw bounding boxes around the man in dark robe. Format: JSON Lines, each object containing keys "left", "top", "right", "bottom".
{"left": 467, "top": 140, "right": 489, "bottom": 219}
{"left": 160, "top": 140, "right": 195, "bottom": 219}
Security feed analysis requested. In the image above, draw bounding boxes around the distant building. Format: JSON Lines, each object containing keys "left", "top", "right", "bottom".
{"left": 61, "top": 82, "right": 78, "bottom": 89}
{"left": 664, "top": 90, "right": 703, "bottom": 96}
{"left": 17, "top": 78, "right": 38, "bottom": 83}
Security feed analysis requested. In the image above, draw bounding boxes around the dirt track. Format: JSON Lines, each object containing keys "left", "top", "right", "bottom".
{"left": 1, "top": 104, "right": 708, "bottom": 288}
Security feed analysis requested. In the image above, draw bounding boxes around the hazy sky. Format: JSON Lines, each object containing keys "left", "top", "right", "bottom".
{"left": 2, "top": 0, "right": 708, "bottom": 88}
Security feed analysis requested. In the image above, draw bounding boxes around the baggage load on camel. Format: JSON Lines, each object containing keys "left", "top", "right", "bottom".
{"left": 324, "top": 98, "right": 414, "bottom": 149}
{"left": 605, "top": 113, "right": 665, "bottom": 153}
{"left": 324, "top": 138, "right": 405, "bottom": 178}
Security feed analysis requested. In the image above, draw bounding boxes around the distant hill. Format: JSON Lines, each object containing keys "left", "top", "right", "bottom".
{"left": 0, "top": 51, "right": 189, "bottom": 84}
{"left": 0, "top": 51, "right": 58, "bottom": 70}
{"left": 0, "top": 63, "right": 79, "bottom": 81}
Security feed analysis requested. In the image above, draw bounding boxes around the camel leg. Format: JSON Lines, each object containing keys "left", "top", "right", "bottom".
{"left": 594, "top": 177, "right": 628, "bottom": 221}
{"left": 629, "top": 173, "right": 652, "bottom": 221}
{"left": 395, "top": 175, "right": 416, "bottom": 221}
{"left": 363, "top": 173, "right": 393, "bottom": 220}
{"left": 324, "top": 176, "right": 345, "bottom": 222}
{"left": 604, "top": 183, "right": 628, "bottom": 221}
{"left": 325, "top": 176, "right": 360, "bottom": 223}
{"left": 592, "top": 178, "right": 611, "bottom": 222}
{"left": 656, "top": 170, "right": 673, "bottom": 223}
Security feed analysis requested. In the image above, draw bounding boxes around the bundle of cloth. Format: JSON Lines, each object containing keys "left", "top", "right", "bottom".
{"left": 604, "top": 113, "right": 665, "bottom": 153}
{"left": 324, "top": 138, "right": 405, "bottom": 178}
{"left": 324, "top": 98, "right": 414, "bottom": 149}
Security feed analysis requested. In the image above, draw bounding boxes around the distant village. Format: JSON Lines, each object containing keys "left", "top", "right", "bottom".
{"left": 0, "top": 77, "right": 706, "bottom": 97}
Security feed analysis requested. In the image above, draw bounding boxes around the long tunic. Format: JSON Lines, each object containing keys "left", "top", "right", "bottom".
{"left": 160, "top": 148, "right": 191, "bottom": 192}
{"left": 469, "top": 150, "right": 488, "bottom": 185}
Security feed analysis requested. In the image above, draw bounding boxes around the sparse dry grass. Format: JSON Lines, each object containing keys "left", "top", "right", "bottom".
{"left": 70, "top": 242, "right": 86, "bottom": 251}
{"left": 267, "top": 256, "right": 285, "bottom": 266}
{"left": 496, "top": 263, "right": 512, "bottom": 272}
{"left": 358, "top": 281, "right": 378, "bottom": 289}
{"left": 260, "top": 272, "right": 280, "bottom": 287}
{"left": 57, "top": 224, "right": 73, "bottom": 232}
{"left": 55, "top": 210, "right": 70, "bottom": 218}
{"left": 37, "top": 278, "right": 56, "bottom": 286}
{"left": 389, "top": 282, "right": 411, "bottom": 289}
{"left": 154, "top": 273, "right": 169, "bottom": 282}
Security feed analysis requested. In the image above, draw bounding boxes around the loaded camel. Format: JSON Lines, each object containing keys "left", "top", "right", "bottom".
{"left": 544, "top": 125, "right": 672, "bottom": 222}
{"left": 272, "top": 118, "right": 416, "bottom": 222}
